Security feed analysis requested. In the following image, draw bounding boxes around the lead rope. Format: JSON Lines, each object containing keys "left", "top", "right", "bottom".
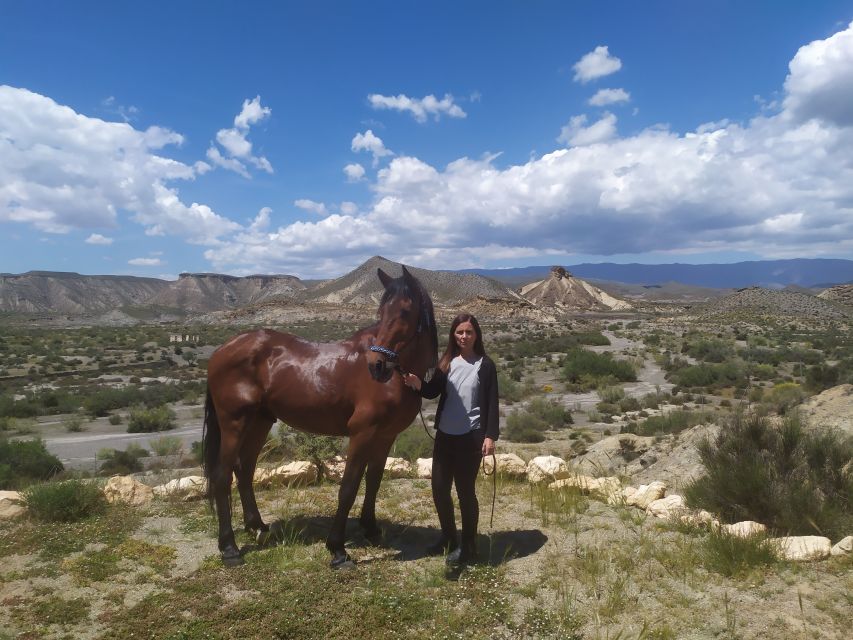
{"left": 402, "top": 367, "right": 497, "bottom": 529}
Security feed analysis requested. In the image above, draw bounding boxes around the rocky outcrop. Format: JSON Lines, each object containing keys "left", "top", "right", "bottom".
{"left": 103, "top": 475, "right": 154, "bottom": 506}
{"left": 624, "top": 481, "right": 667, "bottom": 509}
{"left": 769, "top": 536, "right": 832, "bottom": 561}
{"left": 526, "top": 456, "right": 570, "bottom": 484}
{"left": 519, "top": 266, "right": 632, "bottom": 311}
{"left": 152, "top": 475, "right": 207, "bottom": 501}
{"left": 0, "top": 491, "right": 26, "bottom": 519}
{"left": 384, "top": 457, "right": 413, "bottom": 478}
{"left": 253, "top": 461, "right": 318, "bottom": 487}
{"left": 721, "top": 521, "right": 767, "bottom": 538}
{"left": 799, "top": 384, "right": 853, "bottom": 436}
{"left": 482, "top": 453, "right": 528, "bottom": 478}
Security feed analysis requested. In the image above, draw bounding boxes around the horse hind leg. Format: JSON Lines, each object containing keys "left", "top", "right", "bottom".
{"left": 211, "top": 416, "right": 246, "bottom": 567}
{"left": 235, "top": 416, "right": 275, "bottom": 545}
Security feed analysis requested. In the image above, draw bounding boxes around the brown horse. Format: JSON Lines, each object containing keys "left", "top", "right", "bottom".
{"left": 203, "top": 266, "right": 437, "bottom": 568}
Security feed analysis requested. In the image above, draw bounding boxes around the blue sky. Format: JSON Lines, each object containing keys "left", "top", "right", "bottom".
{"left": 2, "top": 1, "right": 852, "bottom": 278}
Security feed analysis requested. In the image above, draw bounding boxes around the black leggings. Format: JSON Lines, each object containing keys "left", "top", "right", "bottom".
{"left": 431, "top": 429, "right": 483, "bottom": 548}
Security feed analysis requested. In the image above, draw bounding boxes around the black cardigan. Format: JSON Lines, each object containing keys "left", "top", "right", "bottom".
{"left": 418, "top": 355, "right": 500, "bottom": 441}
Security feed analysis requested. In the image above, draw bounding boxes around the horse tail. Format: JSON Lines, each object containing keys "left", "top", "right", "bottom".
{"left": 201, "top": 387, "right": 220, "bottom": 507}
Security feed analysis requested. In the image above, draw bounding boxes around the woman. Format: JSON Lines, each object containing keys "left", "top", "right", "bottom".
{"left": 403, "top": 313, "right": 499, "bottom": 567}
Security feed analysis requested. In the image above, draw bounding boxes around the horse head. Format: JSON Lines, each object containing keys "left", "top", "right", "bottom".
{"left": 368, "top": 265, "right": 432, "bottom": 383}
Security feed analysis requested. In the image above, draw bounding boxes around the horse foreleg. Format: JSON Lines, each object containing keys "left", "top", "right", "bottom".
{"left": 326, "top": 432, "right": 372, "bottom": 568}
{"left": 359, "top": 436, "right": 395, "bottom": 545}
{"left": 236, "top": 418, "right": 274, "bottom": 541}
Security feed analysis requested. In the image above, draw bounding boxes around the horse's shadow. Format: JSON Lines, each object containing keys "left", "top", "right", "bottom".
{"left": 241, "top": 516, "right": 547, "bottom": 567}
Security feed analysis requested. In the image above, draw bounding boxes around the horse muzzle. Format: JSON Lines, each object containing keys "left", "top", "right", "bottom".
{"left": 368, "top": 358, "right": 395, "bottom": 383}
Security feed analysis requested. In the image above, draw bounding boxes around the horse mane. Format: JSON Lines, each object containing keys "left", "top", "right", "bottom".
{"left": 379, "top": 273, "right": 438, "bottom": 370}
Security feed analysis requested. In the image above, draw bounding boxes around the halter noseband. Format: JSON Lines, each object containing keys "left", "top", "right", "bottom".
{"left": 369, "top": 345, "right": 400, "bottom": 360}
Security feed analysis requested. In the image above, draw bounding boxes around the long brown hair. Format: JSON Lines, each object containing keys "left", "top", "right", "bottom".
{"left": 437, "top": 313, "right": 486, "bottom": 373}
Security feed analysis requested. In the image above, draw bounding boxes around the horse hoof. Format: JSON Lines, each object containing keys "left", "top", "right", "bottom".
{"left": 330, "top": 554, "right": 356, "bottom": 570}
{"left": 222, "top": 550, "right": 245, "bottom": 567}
{"left": 364, "top": 528, "right": 383, "bottom": 546}
{"left": 255, "top": 529, "right": 277, "bottom": 547}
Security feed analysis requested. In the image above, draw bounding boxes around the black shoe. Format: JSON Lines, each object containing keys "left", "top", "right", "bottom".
{"left": 426, "top": 537, "right": 458, "bottom": 557}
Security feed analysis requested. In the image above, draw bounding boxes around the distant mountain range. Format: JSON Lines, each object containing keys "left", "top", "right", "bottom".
{"left": 459, "top": 258, "right": 853, "bottom": 289}
{"left": 2, "top": 258, "right": 850, "bottom": 320}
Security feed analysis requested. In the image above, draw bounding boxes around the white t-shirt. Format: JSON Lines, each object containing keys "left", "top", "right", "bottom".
{"left": 439, "top": 355, "right": 482, "bottom": 435}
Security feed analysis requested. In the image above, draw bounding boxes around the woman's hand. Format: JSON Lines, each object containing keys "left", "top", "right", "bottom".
{"left": 403, "top": 373, "right": 422, "bottom": 391}
{"left": 482, "top": 437, "right": 495, "bottom": 456}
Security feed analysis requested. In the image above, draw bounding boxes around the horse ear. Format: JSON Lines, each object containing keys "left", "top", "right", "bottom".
{"left": 377, "top": 268, "right": 394, "bottom": 289}
{"left": 401, "top": 265, "right": 416, "bottom": 287}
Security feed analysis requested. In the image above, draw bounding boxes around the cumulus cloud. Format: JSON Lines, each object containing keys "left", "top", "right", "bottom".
{"left": 85, "top": 233, "right": 113, "bottom": 245}
{"left": 344, "top": 162, "right": 366, "bottom": 182}
{"left": 0, "top": 86, "right": 240, "bottom": 243}
{"left": 573, "top": 45, "right": 622, "bottom": 83}
{"left": 783, "top": 20, "right": 853, "bottom": 126}
{"left": 294, "top": 199, "right": 329, "bottom": 217}
{"left": 128, "top": 257, "right": 162, "bottom": 266}
{"left": 557, "top": 113, "right": 618, "bottom": 146}
{"left": 207, "top": 96, "right": 273, "bottom": 176}
{"left": 368, "top": 93, "right": 467, "bottom": 122}
{"left": 589, "top": 88, "right": 630, "bottom": 106}
{"left": 352, "top": 130, "right": 393, "bottom": 167}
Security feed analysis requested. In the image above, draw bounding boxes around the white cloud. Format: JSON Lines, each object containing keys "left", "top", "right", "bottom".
{"left": 208, "top": 96, "right": 273, "bottom": 177}
{"left": 128, "top": 257, "right": 162, "bottom": 266}
{"left": 557, "top": 113, "right": 618, "bottom": 146}
{"left": 294, "top": 199, "right": 329, "bottom": 216}
{"left": 589, "top": 88, "right": 630, "bottom": 106}
{"left": 340, "top": 201, "right": 358, "bottom": 215}
{"left": 352, "top": 130, "right": 393, "bottom": 167}
{"left": 368, "top": 93, "right": 467, "bottom": 122}
{"left": 0, "top": 86, "right": 240, "bottom": 243}
{"left": 249, "top": 207, "right": 272, "bottom": 231}
{"left": 783, "top": 20, "right": 853, "bottom": 126}
{"left": 344, "top": 162, "right": 366, "bottom": 182}
{"left": 573, "top": 45, "right": 622, "bottom": 83}
{"left": 85, "top": 233, "right": 113, "bottom": 245}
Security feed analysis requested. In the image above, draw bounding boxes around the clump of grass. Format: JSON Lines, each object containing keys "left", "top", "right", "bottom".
{"left": 23, "top": 479, "right": 106, "bottom": 523}
{"left": 701, "top": 529, "right": 777, "bottom": 577}
{"left": 98, "top": 443, "right": 149, "bottom": 475}
{"left": 685, "top": 411, "right": 853, "bottom": 539}
{"left": 64, "top": 414, "right": 86, "bottom": 432}
{"left": 562, "top": 349, "right": 637, "bottom": 386}
{"left": 391, "top": 423, "right": 433, "bottom": 461}
{"left": 627, "top": 409, "right": 714, "bottom": 436}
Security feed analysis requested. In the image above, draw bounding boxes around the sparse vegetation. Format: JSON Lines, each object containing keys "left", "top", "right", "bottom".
{"left": 127, "top": 404, "right": 176, "bottom": 433}
{"left": 23, "top": 479, "right": 107, "bottom": 522}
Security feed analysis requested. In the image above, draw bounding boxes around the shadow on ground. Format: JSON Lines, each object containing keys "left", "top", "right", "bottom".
{"left": 240, "top": 515, "right": 547, "bottom": 567}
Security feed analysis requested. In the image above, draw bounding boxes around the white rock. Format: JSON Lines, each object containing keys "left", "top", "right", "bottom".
{"left": 153, "top": 475, "right": 207, "bottom": 501}
{"left": 769, "top": 536, "right": 831, "bottom": 562}
{"left": 254, "top": 461, "right": 318, "bottom": 487}
{"left": 549, "top": 475, "right": 621, "bottom": 501}
{"left": 384, "top": 457, "right": 413, "bottom": 478}
{"left": 416, "top": 458, "right": 432, "bottom": 479}
{"left": 830, "top": 535, "right": 852, "bottom": 557}
{"left": 679, "top": 509, "right": 718, "bottom": 528}
{"left": 646, "top": 494, "right": 686, "bottom": 519}
{"left": 625, "top": 481, "right": 667, "bottom": 509}
{"left": 526, "top": 456, "right": 569, "bottom": 484}
{"left": 103, "top": 475, "right": 154, "bottom": 506}
{"left": 721, "top": 520, "right": 767, "bottom": 538}
{"left": 322, "top": 456, "right": 347, "bottom": 483}
{"left": 482, "top": 453, "right": 527, "bottom": 478}
{"left": 0, "top": 490, "right": 26, "bottom": 520}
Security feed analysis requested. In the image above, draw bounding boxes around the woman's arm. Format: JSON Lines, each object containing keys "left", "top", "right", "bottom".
{"left": 403, "top": 369, "right": 446, "bottom": 399}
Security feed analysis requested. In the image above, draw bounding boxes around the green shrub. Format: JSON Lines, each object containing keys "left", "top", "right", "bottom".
{"left": 149, "top": 435, "right": 183, "bottom": 457}
{"left": 392, "top": 423, "right": 434, "bottom": 461}
{"left": 98, "top": 444, "right": 149, "bottom": 475}
{"left": 23, "top": 480, "right": 106, "bottom": 522}
{"left": 765, "top": 382, "right": 804, "bottom": 414}
{"left": 598, "top": 385, "right": 625, "bottom": 403}
{"left": 0, "top": 438, "right": 63, "bottom": 489}
{"left": 504, "top": 410, "right": 547, "bottom": 443}
{"left": 669, "top": 362, "right": 746, "bottom": 390}
{"left": 525, "top": 397, "right": 573, "bottom": 428}
{"left": 618, "top": 396, "right": 641, "bottom": 412}
{"left": 683, "top": 338, "right": 732, "bottom": 363}
{"left": 685, "top": 411, "right": 853, "bottom": 539}
{"left": 127, "top": 404, "right": 176, "bottom": 433}
{"left": 562, "top": 349, "right": 636, "bottom": 385}
{"left": 498, "top": 371, "right": 525, "bottom": 403}
{"left": 276, "top": 422, "right": 342, "bottom": 479}
{"left": 636, "top": 409, "right": 713, "bottom": 436}
{"left": 108, "top": 413, "right": 122, "bottom": 425}
{"left": 64, "top": 414, "right": 85, "bottom": 432}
